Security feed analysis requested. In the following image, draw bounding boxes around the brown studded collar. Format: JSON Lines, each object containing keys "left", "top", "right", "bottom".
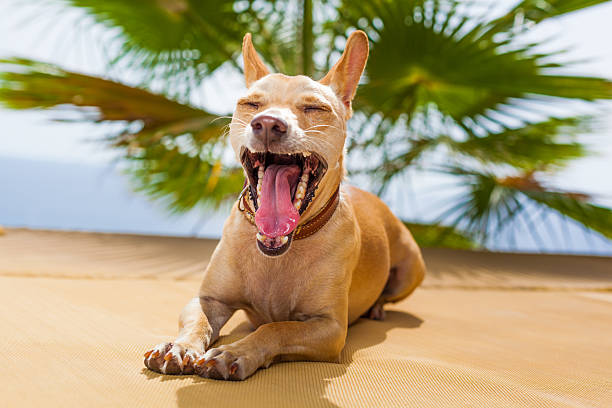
{"left": 237, "top": 184, "right": 340, "bottom": 240}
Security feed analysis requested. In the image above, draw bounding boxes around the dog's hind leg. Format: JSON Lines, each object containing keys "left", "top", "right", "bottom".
{"left": 363, "top": 227, "right": 425, "bottom": 320}
{"left": 383, "top": 253, "right": 425, "bottom": 303}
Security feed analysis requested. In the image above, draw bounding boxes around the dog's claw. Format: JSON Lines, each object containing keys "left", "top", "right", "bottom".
{"left": 194, "top": 346, "right": 258, "bottom": 380}
{"left": 145, "top": 342, "right": 202, "bottom": 375}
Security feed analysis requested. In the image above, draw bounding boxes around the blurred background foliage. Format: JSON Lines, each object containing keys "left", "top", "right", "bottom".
{"left": 1, "top": 0, "right": 612, "bottom": 249}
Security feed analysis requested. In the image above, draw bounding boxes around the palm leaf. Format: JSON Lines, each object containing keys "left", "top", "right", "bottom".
{"left": 42, "top": 0, "right": 308, "bottom": 81}
{"left": 0, "top": 57, "right": 244, "bottom": 207}
{"left": 440, "top": 168, "right": 612, "bottom": 242}
{"left": 522, "top": 191, "right": 612, "bottom": 240}
{"left": 125, "top": 142, "right": 244, "bottom": 211}
{"left": 340, "top": 0, "right": 612, "bottom": 128}
{"left": 404, "top": 222, "right": 478, "bottom": 249}
{"left": 443, "top": 117, "right": 589, "bottom": 170}
{"left": 0, "top": 58, "right": 219, "bottom": 125}
{"left": 62, "top": 0, "right": 246, "bottom": 82}
{"left": 489, "top": 0, "right": 612, "bottom": 32}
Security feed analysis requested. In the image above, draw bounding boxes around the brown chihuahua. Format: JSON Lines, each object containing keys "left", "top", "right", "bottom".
{"left": 144, "top": 30, "right": 425, "bottom": 381}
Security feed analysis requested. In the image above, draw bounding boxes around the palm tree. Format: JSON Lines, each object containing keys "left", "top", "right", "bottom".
{"left": 1, "top": 0, "right": 612, "bottom": 249}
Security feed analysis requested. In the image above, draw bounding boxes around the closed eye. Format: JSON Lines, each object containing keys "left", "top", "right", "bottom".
{"left": 240, "top": 101, "right": 260, "bottom": 110}
{"left": 303, "top": 105, "right": 329, "bottom": 113}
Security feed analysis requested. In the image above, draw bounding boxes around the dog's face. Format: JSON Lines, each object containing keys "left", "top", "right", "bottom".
{"left": 229, "top": 32, "right": 368, "bottom": 256}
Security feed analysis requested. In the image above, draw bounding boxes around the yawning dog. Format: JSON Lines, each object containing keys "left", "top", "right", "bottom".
{"left": 144, "top": 30, "right": 425, "bottom": 381}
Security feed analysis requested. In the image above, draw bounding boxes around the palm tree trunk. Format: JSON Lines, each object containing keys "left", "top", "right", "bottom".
{"left": 301, "top": 0, "right": 314, "bottom": 76}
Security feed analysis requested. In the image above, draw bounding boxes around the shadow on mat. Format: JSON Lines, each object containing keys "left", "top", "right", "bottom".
{"left": 142, "top": 310, "right": 422, "bottom": 407}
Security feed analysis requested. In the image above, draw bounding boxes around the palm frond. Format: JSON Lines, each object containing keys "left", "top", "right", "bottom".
{"left": 404, "top": 221, "right": 478, "bottom": 249}
{"left": 444, "top": 117, "right": 589, "bottom": 170}
{"left": 440, "top": 168, "right": 612, "bottom": 242}
{"left": 0, "top": 58, "right": 219, "bottom": 126}
{"left": 522, "top": 190, "right": 612, "bottom": 240}
{"left": 372, "top": 137, "right": 439, "bottom": 193}
{"left": 0, "top": 57, "right": 243, "bottom": 208}
{"left": 341, "top": 0, "right": 612, "bottom": 128}
{"left": 44, "top": 0, "right": 307, "bottom": 82}
{"left": 61, "top": 0, "right": 246, "bottom": 82}
{"left": 125, "top": 142, "right": 244, "bottom": 211}
{"left": 489, "top": 0, "right": 612, "bottom": 32}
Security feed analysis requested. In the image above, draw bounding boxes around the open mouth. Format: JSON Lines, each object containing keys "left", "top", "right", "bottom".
{"left": 241, "top": 148, "right": 328, "bottom": 256}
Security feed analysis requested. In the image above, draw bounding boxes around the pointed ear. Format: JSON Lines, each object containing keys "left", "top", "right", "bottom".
{"left": 319, "top": 30, "right": 369, "bottom": 109}
{"left": 242, "top": 33, "right": 270, "bottom": 88}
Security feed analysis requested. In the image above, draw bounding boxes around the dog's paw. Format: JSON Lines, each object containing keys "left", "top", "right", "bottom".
{"left": 143, "top": 342, "right": 203, "bottom": 375}
{"left": 194, "top": 344, "right": 262, "bottom": 381}
{"left": 363, "top": 301, "right": 386, "bottom": 321}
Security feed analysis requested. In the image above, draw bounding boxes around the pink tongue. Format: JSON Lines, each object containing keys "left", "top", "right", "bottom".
{"left": 255, "top": 164, "right": 301, "bottom": 238}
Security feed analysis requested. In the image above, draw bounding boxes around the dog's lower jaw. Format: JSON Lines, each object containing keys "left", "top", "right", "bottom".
{"left": 256, "top": 231, "right": 293, "bottom": 257}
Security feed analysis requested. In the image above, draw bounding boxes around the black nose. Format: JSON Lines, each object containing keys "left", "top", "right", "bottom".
{"left": 251, "top": 115, "right": 288, "bottom": 144}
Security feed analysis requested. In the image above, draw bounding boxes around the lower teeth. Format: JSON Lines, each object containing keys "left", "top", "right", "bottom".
{"left": 256, "top": 233, "right": 289, "bottom": 247}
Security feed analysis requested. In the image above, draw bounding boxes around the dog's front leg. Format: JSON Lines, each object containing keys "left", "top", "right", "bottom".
{"left": 196, "top": 315, "right": 346, "bottom": 381}
{"left": 144, "top": 296, "right": 233, "bottom": 375}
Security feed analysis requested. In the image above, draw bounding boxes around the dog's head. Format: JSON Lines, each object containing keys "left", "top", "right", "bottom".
{"left": 229, "top": 31, "right": 369, "bottom": 256}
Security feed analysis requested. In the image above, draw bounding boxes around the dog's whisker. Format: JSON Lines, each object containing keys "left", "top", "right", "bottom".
{"left": 211, "top": 115, "right": 235, "bottom": 124}
{"left": 231, "top": 119, "right": 250, "bottom": 126}
{"left": 302, "top": 134, "right": 323, "bottom": 143}
{"left": 304, "top": 124, "right": 329, "bottom": 130}
{"left": 301, "top": 136, "right": 335, "bottom": 152}
{"left": 304, "top": 124, "right": 343, "bottom": 132}
{"left": 229, "top": 124, "right": 247, "bottom": 132}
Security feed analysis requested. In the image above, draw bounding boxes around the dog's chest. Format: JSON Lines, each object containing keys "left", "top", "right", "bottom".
{"left": 238, "top": 258, "right": 315, "bottom": 323}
